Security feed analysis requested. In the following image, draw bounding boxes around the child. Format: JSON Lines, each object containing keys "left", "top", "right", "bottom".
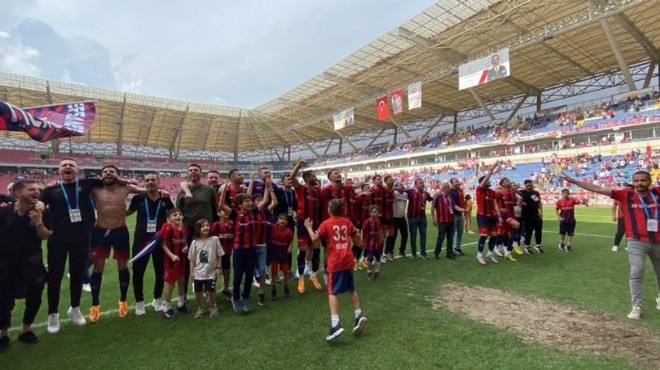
{"left": 188, "top": 219, "right": 224, "bottom": 318}
{"left": 556, "top": 188, "right": 577, "bottom": 251}
{"left": 218, "top": 189, "right": 265, "bottom": 313}
{"left": 160, "top": 208, "right": 189, "bottom": 319}
{"left": 247, "top": 175, "right": 276, "bottom": 307}
{"left": 353, "top": 184, "right": 372, "bottom": 271}
{"left": 270, "top": 213, "right": 294, "bottom": 300}
{"left": 464, "top": 194, "right": 474, "bottom": 234}
{"left": 361, "top": 205, "right": 383, "bottom": 280}
{"left": 211, "top": 210, "right": 233, "bottom": 300}
{"left": 305, "top": 199, "right": 368, "bottom": 342}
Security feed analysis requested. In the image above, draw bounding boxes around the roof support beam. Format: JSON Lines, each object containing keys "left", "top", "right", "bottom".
{"left": 504, "top": 94, "right": 528, "bottom": 125}
{"left": 322, "top": 138, "right": 334, "bottom": 157}
{"left": 388, "top": 117, "right": 411, "bottom": 139}
{"left": 420, "top": 100, "right": 456, "bottom": 116}
{"left": 325, "top": 122, "right": 358, "bottom": 151}
{"left": 171, "top": 104, "right": 189, "bottom": 159}
{"left": 420, "top": 114, "right": 446, "bottom": 139}
{"left": 292, "top": 131, "right": 320, "bottom": 158}
{"left": 117, "top": 93, "right": 127, "bottom": 156}
{"left": 272, "top": 148, "right": 283, "bottom": 162}
{"left": 397, "top": 27, "right": 467, "bottom": 64}
{"left": 614, "top": 13, "right": 660, "bottom": 64}
{"left": 201, "top": 118, "right": 214, "bottom": 152}
{"left": 45, "top": 81, "right": 60, "bottom": 154}
{"left": 323, "top": 72, "right": 380, "bottom": 95}
{"left": 233, "top": 111, "right": 241, "bottom": 163}
{"left": 600, "top": 18, "right": 636, "bottom": 91}
{"left": 504, "top": 76, "right": 540, "bottom": 96}
{"left": 540, "top": 44, "right": 593, "bottom": 76}
{"left": 467, "top": 88, "right": 496, "bottom": 121}
{"left": 643, "top": 61, "right": 657, "bottom": 89}
{"left": 143, "top": 109, "right": 157, "bottom": 147}
{"left": 363, "top": 128, "right": 387, "bottom": 150}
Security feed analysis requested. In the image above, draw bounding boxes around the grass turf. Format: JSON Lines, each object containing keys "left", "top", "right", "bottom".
{"left": 1, "top": 206, "right": 658, "bottom": 369}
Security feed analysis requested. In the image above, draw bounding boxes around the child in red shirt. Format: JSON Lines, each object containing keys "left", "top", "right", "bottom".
{"left": 160, "top": 208, "right": 189, "bottom": 319}
{"left": 270, "top": 214, "right": 294, "bottom": 300}
{"left": 305, "top": 199, "right": 368, "bottom": 342}
{"left": 361, "top": 205, "right": 383, "bottom": 280}
{"left": 556, "top": 188, "right": 578, "bottom": 251}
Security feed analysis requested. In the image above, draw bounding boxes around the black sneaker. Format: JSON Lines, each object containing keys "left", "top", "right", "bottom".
{"left": 18, "top": 331, "right": 39, "bottom": 344}
{"left": 534, "top": 245, "right": 545, "bottom": 254}
{"left": 566, "top": 245, "right": 572, "bottom": 252}
{"left": 446, "top": 254, "right": 456, "bottom": 259}
{"left": 271, "top": 289, "right": 278, "bottom": 300}
{"left": 352, "top": 315, "right": 368, "bottom": 336}
{"left": 326, "top": 324, "right": 345, "bottom": 341}
{"left": 243, "top": 298, "right": 252, "bottom": 313}
{"left": 162, "top": 308, "right": 176, "bottom": 320}
{"left": 258, "top": 294, "right": 266, "bottom": 306}
{"left": 366, "top": 272, "right": 373, "bottom": 280}
{"left": 433, "top": 253, "right": 440, "bottom": 260}
{"left": 222, "top": 290, "right": 232, "bottom": 301}
{"left": 284, "top": 288, "right": 291, "bottom": 299}
{"left": 0, "top": 336, "right": 9, "bottom": 352}
{"left": 398, "top": 252, "right": 406, "bottom": 258}
{"left": 453, "top": 248, "right": 465, "bottom": 256}
{"left": 525, "top": 246, "right": 534, "bottom": 254}
{"left": 176, "top": 304, "right": 190, "bottom": 314}
{"left": 373, "top": 271, "right": 380, "bottom": 280}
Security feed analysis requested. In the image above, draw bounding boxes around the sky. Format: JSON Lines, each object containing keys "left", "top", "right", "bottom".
{"left": 0, "top": 0, "right": 435, "bottom": 108}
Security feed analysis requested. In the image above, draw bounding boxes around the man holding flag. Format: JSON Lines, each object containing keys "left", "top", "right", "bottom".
{"left": 127, "top": 174, "right": 173, "bottom": 316}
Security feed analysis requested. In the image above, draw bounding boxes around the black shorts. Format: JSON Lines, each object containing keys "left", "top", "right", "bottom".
{"left": 559, "top": 222, "right": 576, "bottom": 236}
{"left": 193, "top": 279, "right": 216, "bottom": 293}
{"left": 90, "top": 225, "right": 130, "bottom": 261}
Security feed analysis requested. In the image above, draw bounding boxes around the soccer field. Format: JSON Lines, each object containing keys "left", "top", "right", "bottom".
{"left": 2, "top": 206, "right": 659, "bottom": 369}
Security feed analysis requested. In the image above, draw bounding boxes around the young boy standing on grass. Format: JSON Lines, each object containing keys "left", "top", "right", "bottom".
{"left": 188, "top": 219, "right": 223, "bottom": 318}
{"left": 270, "top": 214, "right": 294, "bottom": 300}
{"left": 160, "top": 208, "right": 189, "bottom": 319}
{"left": 305, "top": 199, "right": 368, "bottom": 341}
{"left": 361, "top": 205, "right": 383, "bottom": 280}
{"left": 556, "top": 189, "right": 578, "bottom": 252}
{"left": 211, "top": 210, "right": 234, "bottom": 300}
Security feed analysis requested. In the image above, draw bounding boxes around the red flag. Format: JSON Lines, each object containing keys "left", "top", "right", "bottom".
{"left": 390, "top": 89, "right": 403, "bottom": 115}
{"left": 0, "top": 101, "right": 95, "bottom": 142}
{"left": 376, "top": 96, "right": 389, "bottom": 121}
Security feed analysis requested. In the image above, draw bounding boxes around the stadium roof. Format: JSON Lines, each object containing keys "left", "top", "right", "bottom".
{"left": 0, "top": 0, "right": 658, "bottom": 159}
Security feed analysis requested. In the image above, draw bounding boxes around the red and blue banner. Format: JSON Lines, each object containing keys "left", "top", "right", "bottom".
{"left": 0, "top": 101, "right": 95, "bottom": 142}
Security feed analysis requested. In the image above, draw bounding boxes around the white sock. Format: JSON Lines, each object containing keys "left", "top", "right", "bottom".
{"left": 374, "top": 261, "right": 381, "bottom": 272}
{"left": 162, "top": 301, "right": 171, "bottom": 311}
{"left": 177, "top": 295, "right": 185, "bottom": 307}
{"left": 331, "top": 314, "right": 340, "bottom": 327}
{"left": 477, "top": 252, "right": 483, "bottom": 259}
{"left": 354, "top": 309, "right": 362, "bottom": 318}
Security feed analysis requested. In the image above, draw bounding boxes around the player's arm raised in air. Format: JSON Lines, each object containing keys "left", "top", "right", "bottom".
{"left": 290, "top": 160, "right": 306, "bottom": 188}
{"left": 558, "top": 172, "right": 612, "bottom": 197}
{"left": 479, "top": 162, "right": 500, "bottom": 188}
{"left": 217, "top": 184, "right": 232, "bottom": 214}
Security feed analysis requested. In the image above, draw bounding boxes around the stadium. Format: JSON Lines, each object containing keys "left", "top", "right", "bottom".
{"left": 1, "top": 0, "right": 660, "bottom": 369}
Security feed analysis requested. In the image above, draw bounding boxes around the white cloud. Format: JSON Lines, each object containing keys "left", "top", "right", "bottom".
{"left": 0, "top": 32, "right": 40, "bottom": 75}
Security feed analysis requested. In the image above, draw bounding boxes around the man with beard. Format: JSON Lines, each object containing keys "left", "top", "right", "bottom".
{"left": 559, "top": 171, "right": 660, "bottom": 320}
{"left": 251, "top": 167, "right": 278, "bottom": 197}
{"left": 206, "top": 170, "right": 222, "bottom": 203}
{"left": 219, "top": 169, "right": 248, "bottom": 210}
{"left": 519, "top": 179, "right": 544, "bottom": 254}
{"left": 41, "top": 158, "right": 103, "bottom": 334}
{"left": 405, "top": 178, "right": 433, "bottom": 260}
{"left": 291, "top": 160, "right": 322, "bottom": 293}
{"left": 127, "top": 174, "right": 174, "bottom": 316}
{"left": 475, "top": 163, "right": 503, "bottom": 265}
{"left": 494, "top": 177, "right": 521, "bottom": 261}
{"left": 0, "top": 179, "right": 52, "bottom": 350}
{"left": 88, "top": 165, "right": 147, "bottom": 322}
{"left": 176, "top": 164, "right": 218, "bottom": 301}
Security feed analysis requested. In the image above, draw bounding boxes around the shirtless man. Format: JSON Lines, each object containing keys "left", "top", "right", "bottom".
{"left": 88, "top": 165, "right": 146, "bottom": 322}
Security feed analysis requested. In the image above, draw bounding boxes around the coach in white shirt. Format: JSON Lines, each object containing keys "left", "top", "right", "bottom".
{"left": 393, "top": 182, "right": 409, "bottom": 257}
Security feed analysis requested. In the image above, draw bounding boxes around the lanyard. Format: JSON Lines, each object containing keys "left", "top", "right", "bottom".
{"left": 60, "top": 178, "right": 79, "bottom": 211}
{"left": 283, "top": 190, "right": 292, "bottom": 207}
{"left": 636, "top": 191, "right": 658, "bottom": 220}
{"left": 145, "top": 197, "right": 162, "bottom": 223}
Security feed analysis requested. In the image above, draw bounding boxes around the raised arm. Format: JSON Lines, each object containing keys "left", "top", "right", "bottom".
{"left": 479, "top": 162, "right": 500, "bottom": 189}
{"left": 290, "top": 160, "right": 307, "bottom": 187}
{"left": 217, "top": 184, "right": 232, "bottom": 214}
{"left": 558, "top": 172, "right": 612, "bottom": 197}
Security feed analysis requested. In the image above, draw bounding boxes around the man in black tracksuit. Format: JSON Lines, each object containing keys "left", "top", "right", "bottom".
{"left": 519, "top": 180, "right": 544, "bottom": 254}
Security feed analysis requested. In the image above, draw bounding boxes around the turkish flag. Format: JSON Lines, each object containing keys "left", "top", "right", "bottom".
{"left": 376, "top": 95, "right": 389, "bottom": 121}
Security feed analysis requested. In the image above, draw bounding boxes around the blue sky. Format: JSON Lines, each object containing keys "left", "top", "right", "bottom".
{"left": 0, "top": 0, "right": 434, "bottom": 108}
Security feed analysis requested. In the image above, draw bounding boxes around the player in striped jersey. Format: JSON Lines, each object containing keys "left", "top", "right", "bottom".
{"left": 291, "top": 160, "right": 322, "bottom": 293}
{"left": 494, "top": 178, "right": 521, "bottom": 261}
{"left": 476, "top": 163, "right": 503, "bottom": 265}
